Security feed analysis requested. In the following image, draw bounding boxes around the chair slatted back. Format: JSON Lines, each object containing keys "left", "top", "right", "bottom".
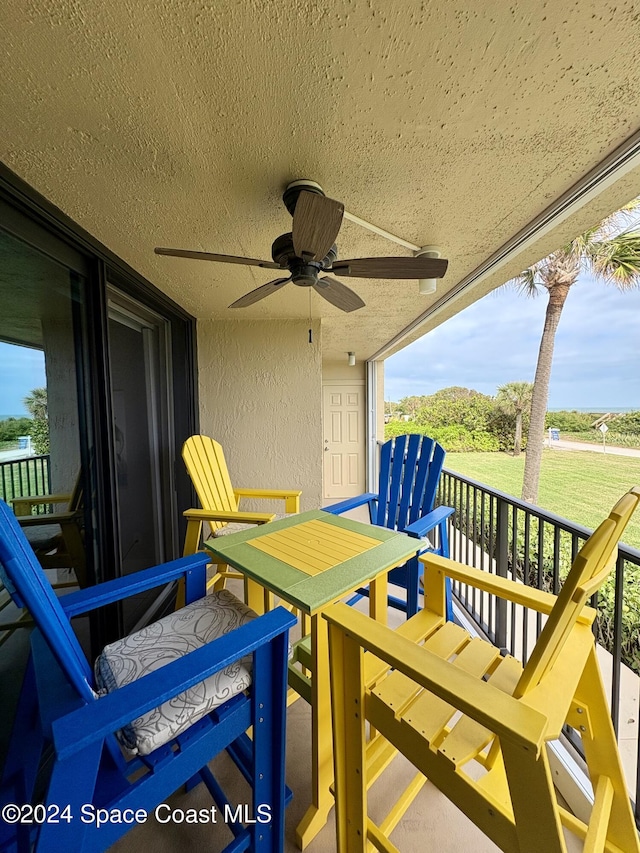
{"left": 182, "top": 436, "right": 239, "bottom": 531}
{"left": 516, "top": 487, "right": 640, "bottom": 698}
{"left": 375, "top": 434, "right": 445, "bottom": 532}
{"left": 0, "top": 500, "right": 95, "bottom": 702}
{"left": 68, "top": 468, "right": 84, "bottom": 513}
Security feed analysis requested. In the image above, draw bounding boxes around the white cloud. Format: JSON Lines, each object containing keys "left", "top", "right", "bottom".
{"left": 0, "top": 342, "right": 46, "bottom": 415}
{"left": 385, "top": 274, "right": 640, "bottom": 409}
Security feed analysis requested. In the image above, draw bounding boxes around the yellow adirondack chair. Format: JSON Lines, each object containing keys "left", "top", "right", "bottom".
{"left": 325, "top": 487, "right": 640, "bottom": 853}
{"left": 2, "top": 473, "right": 85, "bottom": 644}
{"left": 182, "top": 435, "right": 301, "bottom": 598}
{"left": 12, "top": 471, "right": 86, "bottom": 587}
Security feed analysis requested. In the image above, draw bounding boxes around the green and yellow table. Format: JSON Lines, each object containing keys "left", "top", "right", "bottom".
{"left": 204, "top": 509, "right": 419, "bottom": 849}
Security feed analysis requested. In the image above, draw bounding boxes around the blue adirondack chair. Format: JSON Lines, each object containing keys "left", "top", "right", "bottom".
{"left": 325, "top": 434, "right": 455, "bottom": 618}
{"left": 0, "top": 499, "right": 295, "bottom": 853}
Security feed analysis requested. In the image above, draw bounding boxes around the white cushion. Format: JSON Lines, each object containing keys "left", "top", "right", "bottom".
{"left": 95, "top": 589, "right": 257, "bottom": 756}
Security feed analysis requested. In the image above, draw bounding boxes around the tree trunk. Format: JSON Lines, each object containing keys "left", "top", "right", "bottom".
{"left": 514, "top": 411, "right": 522, "bottom": 456}
{"left": 521, "top": 284, "right": 570, "bottom": 503}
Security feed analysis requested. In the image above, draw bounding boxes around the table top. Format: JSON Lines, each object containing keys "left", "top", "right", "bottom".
{"left": 204, "top": 509, "right": 418, "bottom": 613}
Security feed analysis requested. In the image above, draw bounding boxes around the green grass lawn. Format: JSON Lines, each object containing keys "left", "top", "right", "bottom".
{"left": 445, "top": 449, "right": 640, "bottom": 550}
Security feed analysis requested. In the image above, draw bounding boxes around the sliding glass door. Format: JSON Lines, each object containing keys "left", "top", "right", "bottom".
{"left": 0, "top": 167, "right": 198, "bottom": 766}
{"left": 0, "top": 221, "right": 95, "bottom": 765}
{"left": 107, "top": 289, "right": 178, "bottom": 632}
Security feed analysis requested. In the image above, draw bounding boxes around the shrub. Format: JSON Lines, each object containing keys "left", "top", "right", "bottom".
{"left": 487, "top": 408, "right": 529, "bottom": 452}
{"left": 427, "top": 426, "right": 499, "bottom": 452}
{"left": 384, "top": 420, "right": 423, "bottom": 438}
{"left": 0, "top": 417, "right": 33, "bottom": 442}
{"left": 608, "top": 411, "right": 640, "bottom": 435}
{"left": 545, "top": 410, "right": 596, "bottom": 432}
{"left": 383, "top": 421, "right": 499, "bottom": 451}
{"left": 30, "top": 418, "right": 50, "bottom": 455}
{"left": 414, "top": 387, "right": 496, "bottom": 434}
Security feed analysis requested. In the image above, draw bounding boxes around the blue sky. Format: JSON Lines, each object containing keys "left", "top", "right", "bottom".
{"left": 0, "top": 271, "right": 638, "bottom": 414}
{"left": 0, "top": 342, "right": 46, "bottom": 416}
{"left": 385, "top": 272, "right": 640, "bottom": 410}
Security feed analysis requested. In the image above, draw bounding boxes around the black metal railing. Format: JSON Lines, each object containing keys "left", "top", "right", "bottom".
{"left": 0, "top": 454, "right": 51, "bottom": 511}
{"left": 437, "top": 467, "right": 640, "bottom": 816}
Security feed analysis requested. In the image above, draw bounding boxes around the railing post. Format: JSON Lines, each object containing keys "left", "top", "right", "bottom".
{"left": 495, "top": 496, "right": 509, "bottom": 651}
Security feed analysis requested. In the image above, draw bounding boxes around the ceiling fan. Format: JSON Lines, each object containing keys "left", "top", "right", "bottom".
{"left": 154, "top": 180, "right": 448, "bottom": 312}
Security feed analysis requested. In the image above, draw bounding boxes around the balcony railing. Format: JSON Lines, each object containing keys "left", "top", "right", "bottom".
{"left": 437, "top": 467, "right": 640, "bottom": 820}
{"left": 0, "top": 454, "right": 51, "bottom": 512}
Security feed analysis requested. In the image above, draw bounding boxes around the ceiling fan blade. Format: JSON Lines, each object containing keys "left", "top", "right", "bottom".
{"left": 228, "top": 277, "right": 291, "bottom": 309}
{"left": 330, "top": 256, "right": 448, "bottom": 279}
{"left": 313, "top": 277, "right": 365, "bottom": 313}
{"left": 155, "top": 247, "right": 281, "bottom": 269}
{"left": 292, "top": 192, "right": 344, "bottom": 261}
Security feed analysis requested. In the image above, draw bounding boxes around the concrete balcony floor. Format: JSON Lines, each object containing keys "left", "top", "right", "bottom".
{"left": 112, "top": 694, "right": 506, "bottom": 853}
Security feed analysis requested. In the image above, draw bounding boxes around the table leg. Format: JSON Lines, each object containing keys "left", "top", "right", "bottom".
{"left": 245, "top": 577, "right": 267, "bottom": 615}
{"left": 295, "top": 612, "right": 334, "bottom": 849}
{"left": 368, "top": 571, "right": 389, "bottom": 626}
{"left": 367, "top": 571, "right": 391, "bottom": 744}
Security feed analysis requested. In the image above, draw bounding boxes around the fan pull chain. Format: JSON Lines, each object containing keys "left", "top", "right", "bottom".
{"left": 308, "top": 288, "right": 313, "bottom": 343}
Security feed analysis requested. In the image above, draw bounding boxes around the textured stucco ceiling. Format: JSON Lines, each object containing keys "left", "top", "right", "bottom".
{"left": 2, "top": 1, "right": 640, "bottom": 361}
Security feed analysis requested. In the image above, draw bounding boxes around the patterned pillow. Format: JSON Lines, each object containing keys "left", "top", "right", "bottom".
{"left": 95, "top": 589, "right": 257, "bottom": 756}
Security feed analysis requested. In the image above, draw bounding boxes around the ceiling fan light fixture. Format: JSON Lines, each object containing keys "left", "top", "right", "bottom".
{"left": 416, "top": 246, "right": 441, "bottom": 295}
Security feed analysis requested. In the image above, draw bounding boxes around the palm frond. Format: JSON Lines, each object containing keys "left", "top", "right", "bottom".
{"left": 594, "top": 197, "right": 640, "bottom": 240}
{"left": 499, "top": 197, "right": 640, "bottom": 297}
{"left": 512, "top": 265, "right": 543, "bottom": 296}
{"left": 586, "top": 230, "right": 640, "bottom": 288}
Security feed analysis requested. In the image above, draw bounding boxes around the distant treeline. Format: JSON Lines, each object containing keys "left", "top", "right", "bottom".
{"left": 0, "top": 417, "right": 33, "bottom": 442}
{"left": 546, "top": 409, "right": 640, "bottom": 435}
{"left": 385, "top": 388, "right": 640, "bottom": 452}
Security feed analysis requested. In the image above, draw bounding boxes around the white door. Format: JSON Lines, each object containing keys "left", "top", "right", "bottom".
{"left": 322, "top": 384, "right": 365, "bottom": 500}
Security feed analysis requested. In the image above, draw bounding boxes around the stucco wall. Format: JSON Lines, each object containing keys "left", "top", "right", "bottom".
{"left": 197, "top": 319, "right": 322, "bottom": 512}
{"left": 322, "top": 360, "right": 365, "bottom": 383}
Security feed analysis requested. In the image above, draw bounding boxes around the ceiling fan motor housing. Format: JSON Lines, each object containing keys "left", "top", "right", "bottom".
{"left": 271, "top": 232, "right": 337, "bottom": 285}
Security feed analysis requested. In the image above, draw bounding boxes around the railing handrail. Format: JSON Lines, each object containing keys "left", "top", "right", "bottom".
{"left": 443, "top": 465, "right": 640, "bottom": 561}
{"left": 0, "top": 453, "right": 51, "bottom": 509}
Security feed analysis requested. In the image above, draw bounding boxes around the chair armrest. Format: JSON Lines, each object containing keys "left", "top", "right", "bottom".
{"left": 183, "top": 508, "right": 276, "bottom": 525}
{"left": 324, "top": 603, "right": 548, "bottom": 753}
{"left": 51, "top": 607, "right": 297, "bottom": 760}
{"left": 17, "top": 511, "right": 81, "bottom": 528}
{"left": 404, "top": 505, "right": 455, "bottom": 538}
{"left": 420, "top": 553, "right": 596, "bottom": 625}
{"left": 12, "top": 493, "right": 71, "bottom": 514}
{"left": 234, "top": 488, "right": 301, "bottom": 513}
{"left": 323, "top": 493, "right": 378, "bottom": 515}
{"left": 60, "top": 553, "right": 210, "bottom": 617}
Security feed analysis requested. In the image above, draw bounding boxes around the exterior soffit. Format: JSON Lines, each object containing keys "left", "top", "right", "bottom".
{"left": 1, "top": 1, "right": 640, "bottom": 359}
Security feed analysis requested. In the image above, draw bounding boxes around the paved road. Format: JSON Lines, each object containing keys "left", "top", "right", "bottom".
{"left": 0, "top": 448, "right": 33, "bottom": 462}
{"left": 548, "top": 438, "right": 640, "bottom": 458}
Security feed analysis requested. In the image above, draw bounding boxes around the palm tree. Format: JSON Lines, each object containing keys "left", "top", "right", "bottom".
{"left": 23, "top": 387, "right": 47, "bottom": 420}
{"left": 23, "top": 387, "right": 49, "bottom": 454}
{"left": 515, "top": 204, "right": 640, "bottom": 503}
{"left": 496, "top": 381, "right": 533, "bottom": 456}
